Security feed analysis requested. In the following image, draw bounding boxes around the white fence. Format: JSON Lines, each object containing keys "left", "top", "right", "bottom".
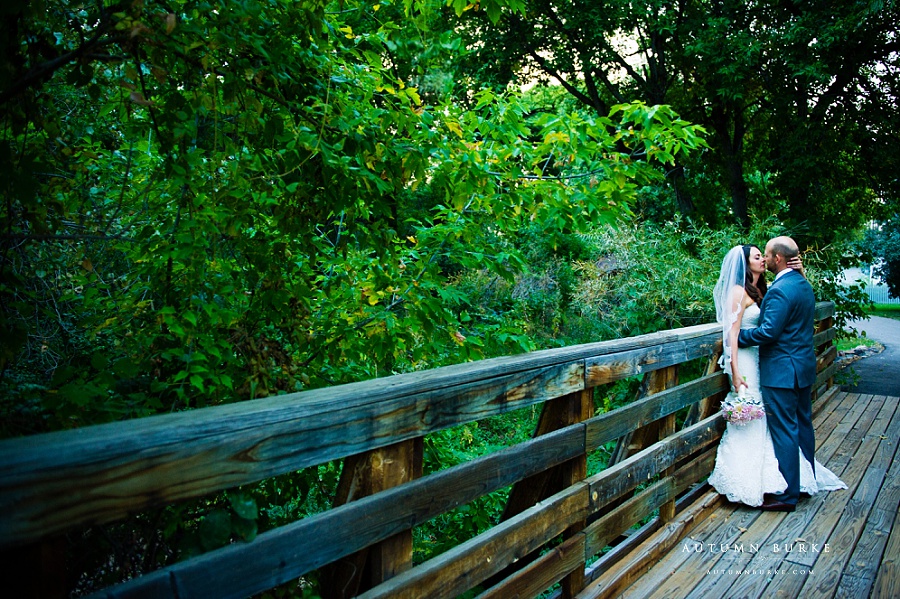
{"left": 867, "top": 285, "right": 900, "bottom": 304}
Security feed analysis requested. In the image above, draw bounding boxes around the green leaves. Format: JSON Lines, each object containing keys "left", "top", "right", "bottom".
{"left": 199, "top": 509, "right": 231, "bottom": 551}
{"left": 0, "top": 0, "right": 708, "bottom": 429}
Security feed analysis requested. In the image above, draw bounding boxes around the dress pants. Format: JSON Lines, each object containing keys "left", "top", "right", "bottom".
{"left": 761, "top": 383, "right": 815, "bottom": 504}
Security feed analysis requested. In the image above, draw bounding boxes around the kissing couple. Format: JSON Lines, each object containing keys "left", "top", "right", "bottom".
{"left": 708, "top": 236, "right": 847, "bottom": 512}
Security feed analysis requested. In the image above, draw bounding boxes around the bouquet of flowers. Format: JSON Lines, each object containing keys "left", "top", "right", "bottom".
{"left": 720, "top": 385, "right": 765, "bottom": 425}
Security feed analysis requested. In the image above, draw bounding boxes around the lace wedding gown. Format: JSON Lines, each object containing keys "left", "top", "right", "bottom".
{"left": 708, "top": 303, "right": 847, "bottom": 506}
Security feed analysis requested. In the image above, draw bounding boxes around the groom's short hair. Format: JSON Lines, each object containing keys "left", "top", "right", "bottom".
{"left": 769, "top": 237, "right": 799, "bottom": 260}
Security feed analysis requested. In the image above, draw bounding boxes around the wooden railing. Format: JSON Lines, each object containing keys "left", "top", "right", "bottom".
{"left": 0, "top": 303, "right": 838, "bottom": 598}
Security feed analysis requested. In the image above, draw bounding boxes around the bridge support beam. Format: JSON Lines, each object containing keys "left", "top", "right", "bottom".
{"left": 319, "top": 437, "right": 423, "bottom": 599}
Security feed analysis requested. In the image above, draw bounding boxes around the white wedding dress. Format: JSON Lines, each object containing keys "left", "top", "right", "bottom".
{"left": 708, "top": 303, "right": 847, "bottom": 506}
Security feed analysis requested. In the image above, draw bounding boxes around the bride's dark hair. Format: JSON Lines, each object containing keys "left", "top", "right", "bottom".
{"left": 742, "top": 244, "right": 767, "bottom": 305}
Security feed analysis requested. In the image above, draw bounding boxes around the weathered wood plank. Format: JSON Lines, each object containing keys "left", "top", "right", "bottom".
{"left": 501, "top": 390, "right": 593, "bottom": 522}
{"left": 816, "top": 394, "right": 880, "bottom": 473}
{"left": 733, "top": 395, "right": 894, "bottom": 599}
{"left": 578, "top": 483, "right": 720, "bottom": 593}
{"left": 560, "top": 389, "right": 595, "bottom": 598}
{"left": 643, "top": 505, "right": 763, "bottom": 599}
{"left": 692, "top": 514, "right": 795, "bottom": 599}
{"left": 0, "top": 360, "right": 584, "bottom": 547}
{"left": 852, "top": 403, "right": 900, "bottom": 598}
{"left": 587, "top": 414, "right": 724, "bottom": 511}
{"left": 656, "top": 367, "right": 679, "bottom": 522}
{"left": 871, "top": 500, "right": 900, "bottom": 599}
{"left": 814, "top": 393, "right": 875, "bottom": 466}
{"left": 583, "top": 478, "right": 676, "bottom": 558}
{"left": 758, "top": 394, "right": 890, "bottom": 599}
{"left": 835, "top": 508, "right": 894, "bottom": 599}
{"left": 790, "top": 396, "right": 895, "bottom": 569}
{"left": 97, "top": 425, "right": 585, "bottom": 599}
{"left": 357, "top": 417, "right": 724, "bottom": 599}
{"left": 816, "top": 344, "right": 837, "bottom": 373}
{"left": 811, "top": 384, "right": 841, "bottom": 421}
{"left": 357, "top": 484, "right": 592, "bottom": 599}
{"left": 1, "top": 306, "right": 833, "bottom": 549}
{"left": 584, "top": 390, "right": 857, "bottom": 599}
{"left": 623, "top": 391, "right": 872, "bottom": 599}
{"left": 574, "top": 491, "right": 722, "bottom": 599}
{"left": 813, "top": 326, "right": 836, "bottom": 349}
{"left": 321, "top": 438, "right": 423, "bottom": 598}
{"left": 814, "top": 361, "right": 837, "bottom": 391}
{"left": 607, "top": 373, "right": 655, "bottom": 467}
{"left": 712, "top": 396, "right": 881, "bottom": 599}
{"left": 585, "top": 374, "right": 728, "bottom": 453}
{"left": 672, "top": 446, "right": 717, "bottom": 496}
{"left": 477, "top": 531, "right": 586, "bottom": 599}
{"left": 612, "top": 391, "right": 880, "bottom": 599}
{"left": 810, "top": 402, "right": 850, "bottom": 465}
{"left": 585, "top": 335, "right": 717, "bottom": 387}
{"left": 617, "top": 498, "right": 741, "bottom": 599}
{"left": 681, "top": 355, "right": 723, "bottom": 428}
{"left": 814, "top": 301, "right": 835, "bottom": 321}
{"left": 493, "top": 389, "right": 594, "bottom": 596}
{"left": 0, "top": 303, "right": 837, "bottom": 599}
{"left": 793, "top": 398, "right": 900, "bottom": 598}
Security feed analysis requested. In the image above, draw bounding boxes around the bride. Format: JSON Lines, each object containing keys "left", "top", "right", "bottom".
{"left": 708, "top": 245, "right": 846, "bottom": 507}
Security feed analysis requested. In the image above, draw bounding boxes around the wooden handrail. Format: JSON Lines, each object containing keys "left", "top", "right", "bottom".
{"left": 0, "top": 302, "right": 838, "bottom": 599}
{"left": 0, "top": 322, "right": 722, "bottom": 547}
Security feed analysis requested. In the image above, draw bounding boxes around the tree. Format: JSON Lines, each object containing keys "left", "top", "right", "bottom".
{"left": 447, "top": 0, "right": 899, "bottom": 238}
{"left": 0, "top": 0, "right": 706, "bottom": 433}
{"left": 863, "top": 216, "right": 900, "bottom": 297}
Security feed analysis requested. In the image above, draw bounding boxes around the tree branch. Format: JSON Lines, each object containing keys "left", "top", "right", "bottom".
{"left": 0, "top": 4, "right": 130, "bottom": 106}
{"left": 0, "top": 233, "right": 135, "bottom": 243}
{"left": 526, "top": 49, "right": 595, "bottom": 107}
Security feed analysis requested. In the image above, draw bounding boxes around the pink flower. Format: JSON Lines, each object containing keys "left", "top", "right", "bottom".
{"left": 721, "top": 393, "right": 765, "bottom": 425}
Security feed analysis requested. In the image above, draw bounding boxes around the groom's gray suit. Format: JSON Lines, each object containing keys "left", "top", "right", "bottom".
{"left": 738, "top": 269, "right": 817, "bottom": 505}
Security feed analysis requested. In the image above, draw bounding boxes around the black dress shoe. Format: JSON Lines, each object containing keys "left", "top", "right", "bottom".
{"left": 759, "top": 499, "right": 796, "bottom": 512}
{"left": 799, "top": 492, "right": 812, "bottom": 499}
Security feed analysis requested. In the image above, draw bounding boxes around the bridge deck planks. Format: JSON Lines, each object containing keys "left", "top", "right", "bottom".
{"left": 624, "top": 390, "right": 866, "bottom": 599}
{"left": 617, "top": 388, "right": 864, "bottom": 599}
{"left": 589, "top": 392, "right": 900, "bottom": 599}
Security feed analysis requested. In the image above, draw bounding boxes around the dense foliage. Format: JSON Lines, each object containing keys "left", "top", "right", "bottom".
{"left": 0, "top": 0, "right": 884, "bottom": 595}
{"left": 449, "top": 0, "right": 900, "bottom": 238}
{"left": 0, "top": 0, "right": 707, "bottom": 435}
{"left": 862, "top": 215, "right": 900, "bottom": 297}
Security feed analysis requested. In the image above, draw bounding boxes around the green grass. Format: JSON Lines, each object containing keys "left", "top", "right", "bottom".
{"left": 838, "top": 303, "right": 898, "bottom": 349}
{"left": 870, "top": 304, "right": 900, "bottom": 322}
{"left": 836, "top": 336, "right": 879, "bottom": 352}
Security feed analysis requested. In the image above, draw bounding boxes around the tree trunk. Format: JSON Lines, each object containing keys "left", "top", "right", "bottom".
{"left": 669, "top": 163, "right": 696, "bottom": 216}
{"left": 712, "top": 101, "right": 750, "bottom": 228}
{"left": 727, "top": 155, "right": 750, "bottom": 229}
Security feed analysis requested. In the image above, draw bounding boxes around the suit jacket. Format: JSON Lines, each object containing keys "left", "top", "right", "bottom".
{"left": 738, "top": 270, "right": 817, "bottom": 389}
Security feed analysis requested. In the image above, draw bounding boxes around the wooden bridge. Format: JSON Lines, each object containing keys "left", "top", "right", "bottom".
{"left": 0, "top": 302, "right": 897, "bottom": 598}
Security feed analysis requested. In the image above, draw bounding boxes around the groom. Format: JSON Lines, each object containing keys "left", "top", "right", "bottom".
{"left": 738, "top": 236, "right": 817, "bottom": 513}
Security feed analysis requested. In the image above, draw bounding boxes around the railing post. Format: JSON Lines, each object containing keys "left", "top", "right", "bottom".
{"left": 319, "top": 437, "right": 423, "bottom": 599}
{"left": 696, "top": 352, "right": 727, "bottom": 422}
{"left": 654, "top": 366, "right": 679, "bottom": 523}
{"left": 813, "top": 314, "right": 835, "bottom": 401}
{"left": 609, "top": 365, "right": 680, "bottom": 465}
{"left": 487, "top": 387, "right": 595, "bottom": 597}
{"left": 608, "top": 375, "right": 654, "bottom": 465}
{"left": 560, "top": 388, "right": 594, "bottom": 598}
{"left": 499, "top": 389, "right": 595, "bottom": 521}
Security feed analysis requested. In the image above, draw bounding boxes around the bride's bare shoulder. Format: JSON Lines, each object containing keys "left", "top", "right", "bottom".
{"left": 729, "top": 284, "right": 749, "bottom": 306}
